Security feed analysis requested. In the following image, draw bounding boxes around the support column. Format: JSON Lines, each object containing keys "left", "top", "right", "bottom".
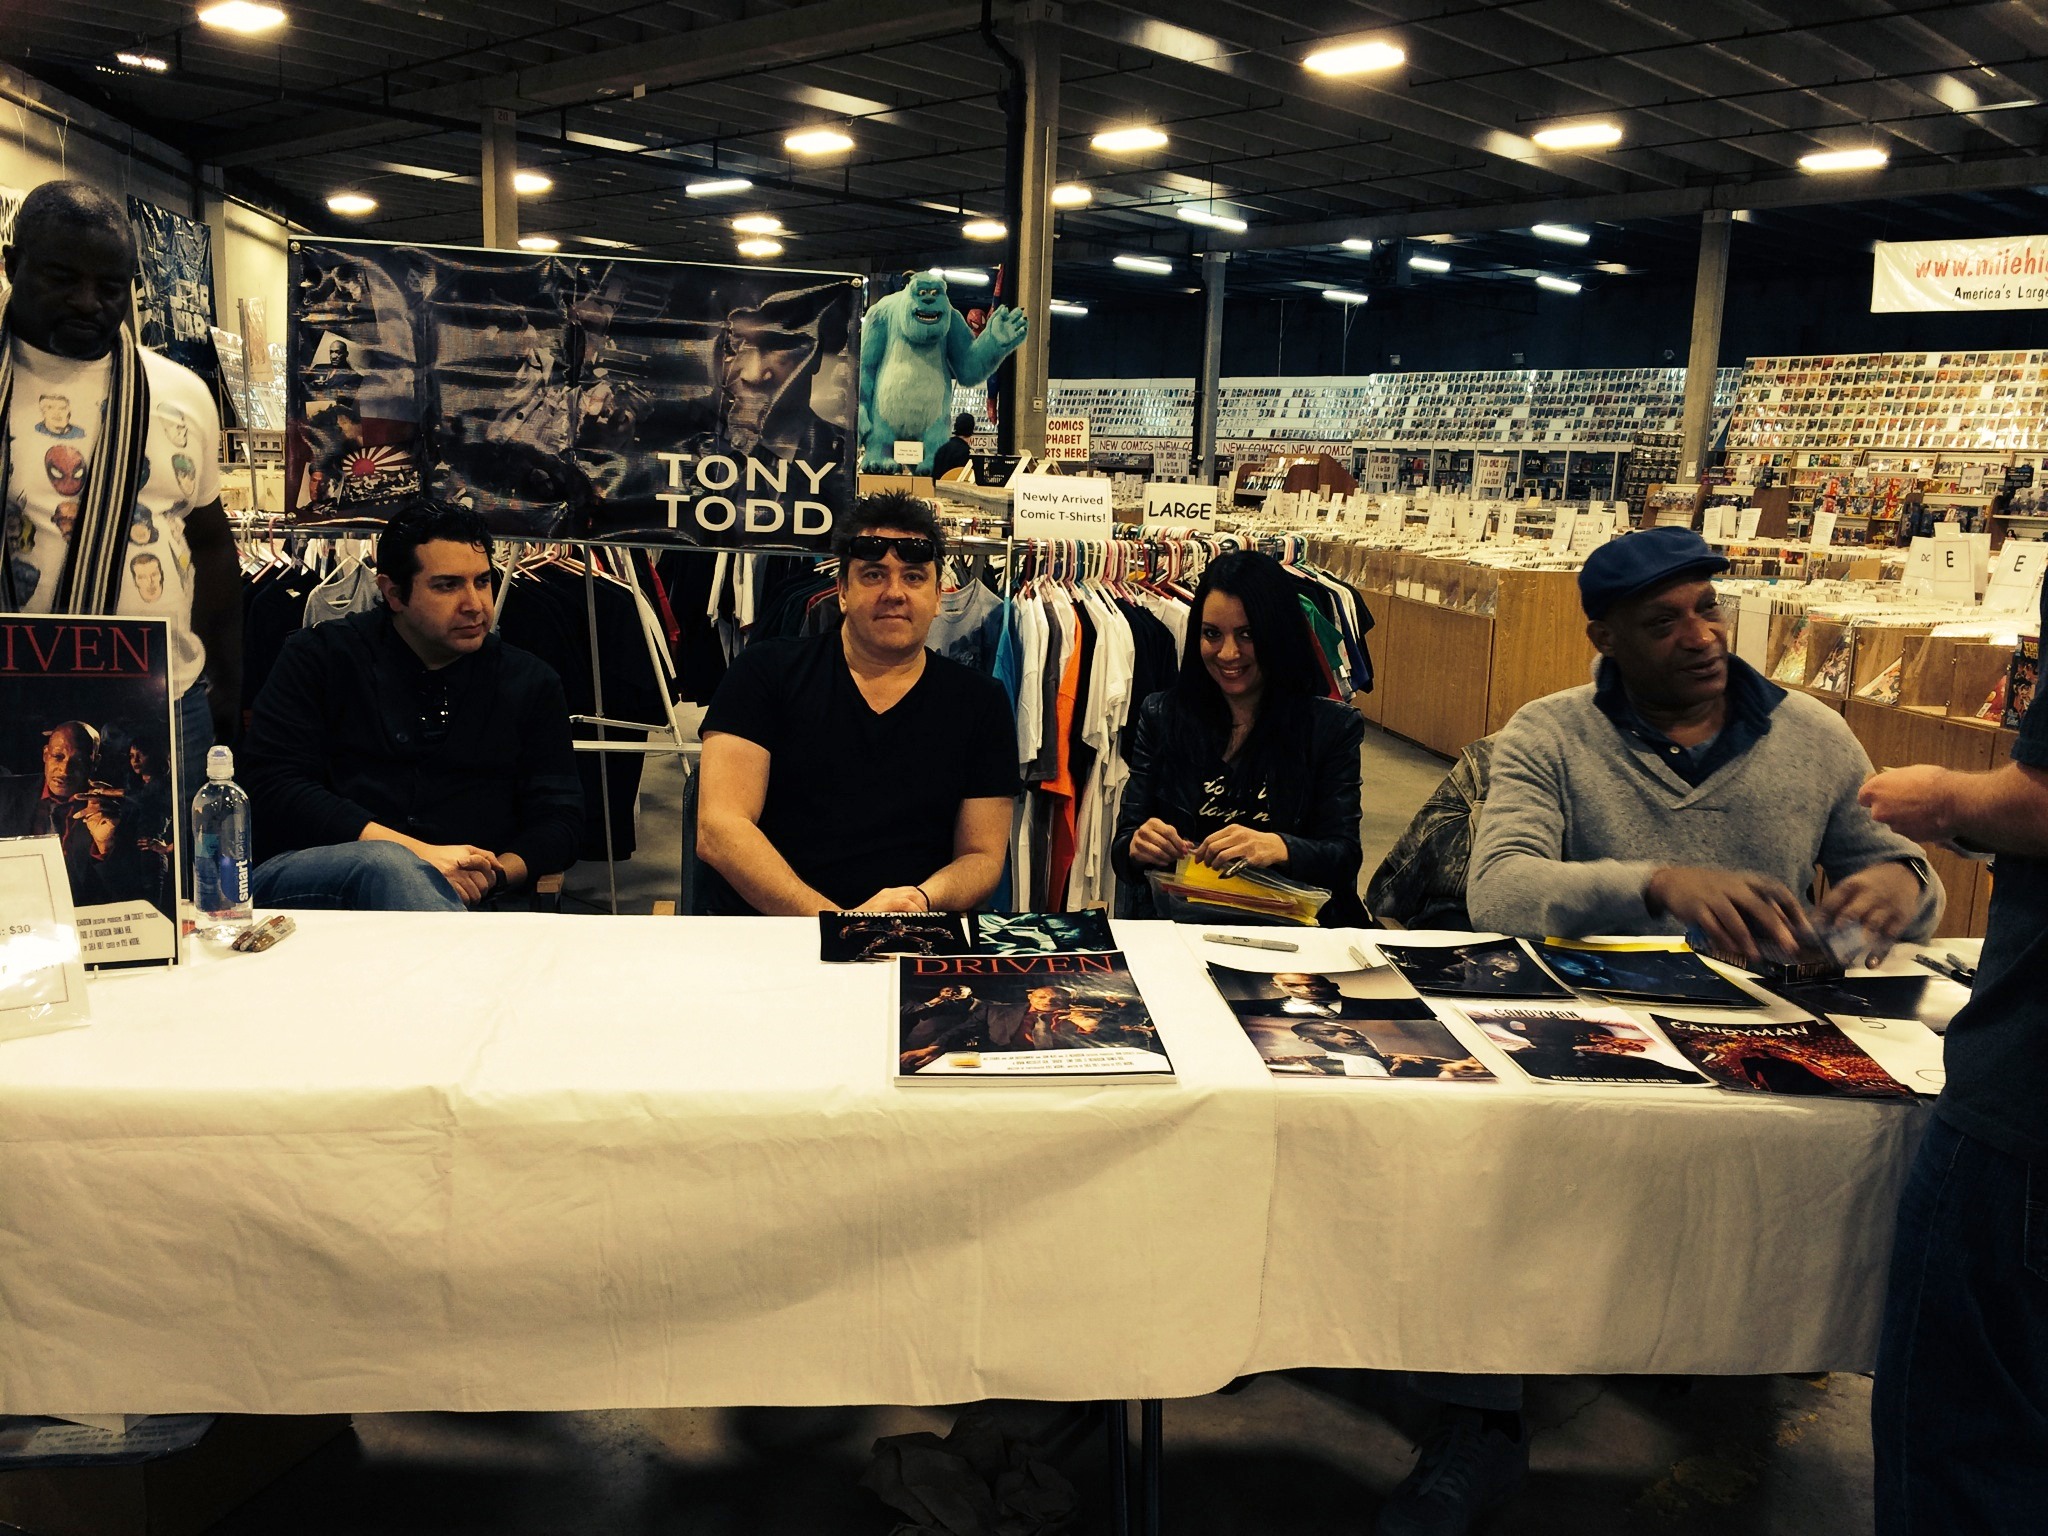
{"left": 1194, "top": 251, "right": 1227, "bottom": 482}
{"left": 481, "top": 106, "right": 519, "bottom": 250}
{"left": 1012, "top": 1, "right": 1062, "bottom": 458}
{"left": 1678, "top": 209, "right": 1732, "bottom": 485}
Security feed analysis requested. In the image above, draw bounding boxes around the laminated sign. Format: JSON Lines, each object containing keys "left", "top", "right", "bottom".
{"left": 1141, "top": 482, "right": 1218, "bottom": 532}
{"left": 1012, "top": 474, "right": 1114, "bottom": 542}
{"left": 1043, "top": 415, "right": 1091, "bottom": 462}
{"left": 288, "top": 239, "right": 862, "bottom": 550}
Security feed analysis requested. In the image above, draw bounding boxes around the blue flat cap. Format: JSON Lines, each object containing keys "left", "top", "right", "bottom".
{"left": 1578, "top": 526, "right": 1730, "bottom": 618}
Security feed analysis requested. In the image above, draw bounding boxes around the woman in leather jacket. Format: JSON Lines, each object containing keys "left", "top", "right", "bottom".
{"left": 1110, "top": 549, "right": 1366, "bottom": 925}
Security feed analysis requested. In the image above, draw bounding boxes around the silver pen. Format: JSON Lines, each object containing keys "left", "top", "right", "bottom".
{"left": 1203, "top": 932, "right": 1300, "bottom": 952}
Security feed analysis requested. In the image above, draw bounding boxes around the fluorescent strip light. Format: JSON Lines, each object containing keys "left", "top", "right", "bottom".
{"left": 737, "top": 238, "right": 784, "bottom": 258}
{"left": 198, "top": 1, "right": 286, "bottom": 32}
{"left": 1408, "top": 254, "right": 1451, "bottom": 272}
{"left": 1799, "top": 147, "right": 1888, "bottom": 172}
{"left": 1341, "top": 237, "right": 1374, "bottom": 252}
{"left": 1302, "top": 39, "right": 1405, "bottom": 76}
{"left": 115, "top": 51, "right": 169, "bottom": 71}
{"left": 732, "top": 214, "right": 783, "bottom": 234}
{"left": 1050, "top": 300, "right": 1089, "bottom": 317}
{"left": 517, "top": 235, "right": 560, "bottom": 251}
{"left": 1969, "top": 98, "right": 2038, "bottom": 113}
{"left": 1051, "top": 183, "right": 1093, "bottom": 207}
{"left": 932, "top": 267, "right": 990, "bottom": 286}
{"left": 513, "top": 171, "right": 552, "bottom": 194}
{"left": 686, "top": 177, "right": 754, "bottom": 196}
{"left": 1322, "top": 288, "right": 1370, "bottom": 305}
{"left": 1535, "top": 273, "right": 1582, "bottom": 294}
{"left": 1531, "top": 121, "right": 1623, "bottom": 150}
{"left": 325, "top": 192, "right": 376, "bottom": 215}
{"left": 784, "top": 128, "right": 853, "bottom": 156}
{"left": 575, "top": 236, "right": 637, "bottom": 249}
{"left": 1114, "top": 254, "right": 1174, "bottom": 274}
{"left": 1177, "top": 206, "right": 1248, "bottom": 233}
{"left": 1531, "top": 222, "right": 1589, "bottom": 245}
{"left": 1092, "top": 126, "right": 1169, "bottom": 153}
{"left": 961, "top": 218, "right": 1008, "bottom": 241}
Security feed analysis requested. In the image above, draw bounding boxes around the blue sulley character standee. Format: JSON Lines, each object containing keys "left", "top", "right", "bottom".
{"left": 859, "top": 272, "right": 1028, "bottom": 474}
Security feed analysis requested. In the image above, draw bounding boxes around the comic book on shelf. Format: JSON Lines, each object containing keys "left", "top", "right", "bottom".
{"left": 2004, "top": 635, "right": 2039, "bottom": 729}
{"left": 1652, "top": 1013, "right": 1915, "bottom": 1099}
{"left": 895, "top": 951, "right": 1172, "bottom": 1082}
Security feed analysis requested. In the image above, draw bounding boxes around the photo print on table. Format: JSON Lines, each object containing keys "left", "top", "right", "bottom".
{"left": 1234, "top": 1009, "right": 1494, "bottom": 1082}
{"left": 1534, "top": 940, "right": 1761, "bottom": 1009}
{"left": 1375, "top": 938, "right": 1571, "bottom": 999}
{"left": 1206, "top": 960, "right": 1436, "bottom": 1020}
{"left": 1463, "top": 1004, "right": 1711, "bottom": 1086}
{"left": 972, "top": 910, "right": 1116, "bottom": 955}
{"left": 896, "top": 951, "right": 1171, "bottom": 1080}
{"left": 1652, "top": 1014, "right": 1915, "bottom": 1099}
{"left": 820, "top": 911, "right": 974, "bottom": 963}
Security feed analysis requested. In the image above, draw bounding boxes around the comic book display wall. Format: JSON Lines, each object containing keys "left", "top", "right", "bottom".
{"left": 287, "top": 240, "right": 861, "bottom": 550}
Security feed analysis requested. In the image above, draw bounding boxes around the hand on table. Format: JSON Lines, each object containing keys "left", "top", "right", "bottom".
{"left": 415, "top": 842, "right": 499, "bottom": 906}
{"left": 1128, "top": 818, "right": 1194, "bottom": 869}
{"left": 859, "top": 886, "right": 929, "bottom": 913}
{"left": 1817, "top": 862, "right": 1924, "bottom": 966}
{"left": 1194, "top": 825, "right": 1289, "bottom": 872}
{"left": 1858, "top": 766, "right": 1957, "bottom": 844}
{"left": 1645, "top": 866, "right": 1812, "bottom": 961}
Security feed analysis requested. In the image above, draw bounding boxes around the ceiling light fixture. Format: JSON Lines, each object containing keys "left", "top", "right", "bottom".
{"left": 197, "top": 1, "right": 287, "bottom": 33}
{"left": 737, "top": 238, "right": 784, "bottom": 258}
{"left": 1050, "top": 300, "right": 1090, "bottom": 317}
{"left": 1408, "top": 254, "right": 1451, "bottom": 273}
{"left": 1301, "top": 39, "right": 1405, "bottom": 76}
{"left": 1092, "top": 125, "right": 1169, "bottom": 153}
{"left": 1535, "top": 273, "right": 1583, "bottom": 294}
{"left": 1531, "top": 222, "right": 1589, "bottom": 245}
{"left": 686, "top": 176, "right": 754, "bottom": 196}
{"left": 1341, "top": 237, "right": 1374, "bottom": 252}
{"left": 1322, "top": 288, "right": 1370, "bottom": 305}
{"left": 513, "top": 171, "right": 552, "bottom": 194}
{"left": 732, "top": 214, "right": 784, "bottom": 234}
{"left": 517, "top": 235, "right": 560, "bottom": 251}
{"left": 962, "top": 218, "right": 1008, "bottom": 240}
{"left": 1968, "top": 97, "right": 2039, "bottom": 113}
{"left": 114, "top": 50, "right": 170, "bottom": 71}
{"left": 1799, "top": 146, "right": 1888, "bottom": 172}
{"left": 1113, "top": 253, "right": 1174, "bottom": 274}
{"left": 325, "top": 192, "right": 376, "bottom": 215}
{"left": 932, "top": 267, "right": 990, "bottom": 286}
{"left": 1051, "top": 183, "right": 1093, "bottom": 207}
{"left": 784, "top": 128, "right": 853, "bottom": 156}
{"left": 1531, "top": 120, "right": 1623, "bottom": 151}
{"left": 1177, "top": 206, "right": 1247, "bottom": 233}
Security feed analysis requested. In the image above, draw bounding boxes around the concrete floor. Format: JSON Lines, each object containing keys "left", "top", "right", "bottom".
{"left": 134, "top": 721, "right": 1887, "bottom": 1534}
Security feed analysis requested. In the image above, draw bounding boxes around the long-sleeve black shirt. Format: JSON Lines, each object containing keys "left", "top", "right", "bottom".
{"left": 242, "top": 608, "right": 583, "bottom": 877}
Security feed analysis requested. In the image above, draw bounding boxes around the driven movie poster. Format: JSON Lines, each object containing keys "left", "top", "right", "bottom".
{"left": 0, "top": 615, "right": 179, "bottom": 967}
{"left": 896, "top": 951, "right": 1173, "bottom": 1081}
{"left": 287, "top": 240, "right": 860, "bottom": 549}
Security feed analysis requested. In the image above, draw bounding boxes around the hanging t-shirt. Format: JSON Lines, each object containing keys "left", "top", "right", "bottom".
{"left": 698, "top": 634, "right": 1018, "bottom": 914}
{"left": 4, "top": 338, "right": 222, "bottom": 693}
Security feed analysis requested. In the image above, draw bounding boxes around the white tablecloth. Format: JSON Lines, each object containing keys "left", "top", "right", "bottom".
{"left": 0, "top": 916, "right": 1949, "bottom": 1415}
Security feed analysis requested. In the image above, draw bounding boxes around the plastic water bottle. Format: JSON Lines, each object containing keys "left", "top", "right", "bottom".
{"left": 192, "top": 745, "right": 252, "bottom": 939}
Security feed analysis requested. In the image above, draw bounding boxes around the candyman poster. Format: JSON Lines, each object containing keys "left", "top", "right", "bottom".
{"left": 288, "top": 240, "right": 859, "bottom": 549}
{"left": 0, "top": 616, "right": 179, "bottom": 967}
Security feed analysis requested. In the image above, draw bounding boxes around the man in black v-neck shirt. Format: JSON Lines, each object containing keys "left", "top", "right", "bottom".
{"left": 697, "top": 491, "right": 1016, "bottom": 915}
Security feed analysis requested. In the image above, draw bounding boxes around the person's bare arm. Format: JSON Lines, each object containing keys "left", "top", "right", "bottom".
{"left": 1861, "top": 760, "right": 2048, "bottom": 858}
{"left": 182, "top": 500, "right": 243, "bottom": 742}
{"left": 866, "top": 795, "right": 1011, "bottom": 912}
{"left": 358, "top": 823, "right": 496, "bottom": 903}
{"left": 696, "top": 730, "right": 839, "bottom": 915}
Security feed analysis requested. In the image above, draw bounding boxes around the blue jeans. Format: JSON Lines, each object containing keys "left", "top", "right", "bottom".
{"left": 173, "top": 682, "right": 213, "bottom": 895}
{"left": 1873, "top": 1114, "right": 2048, "bottom": 1535}
{"left": 252, "top": 842, "right": 467, "bottom": 913}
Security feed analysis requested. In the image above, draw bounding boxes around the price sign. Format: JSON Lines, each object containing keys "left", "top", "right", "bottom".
{"left": 1044, "top": 416, "right": 1091, "bottom": 462}
{"left": 0, "top": 836, "right": 88, "bottom": 1041}
{"left": 1736, "top": 506, "right": 1763, "bottom": 541}
{"left": 1810, "top": 511, "right": 1839, "bottom": 550}
{"left": 1012, "top": 473, "right": 1114, "bottom": 542}
{"left": 1549, "top": 507, "right": 1581, "bottom": 552}
{"left": 1985, "top": 540, "right": 2048, "bottom": 614}
{"left": 1140, "top": 482, "right": 1219, "bottom": 533}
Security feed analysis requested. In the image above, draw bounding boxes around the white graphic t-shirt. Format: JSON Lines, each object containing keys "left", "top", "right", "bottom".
{"left": 5, "top": 338, "right": 221, "bottom": 692}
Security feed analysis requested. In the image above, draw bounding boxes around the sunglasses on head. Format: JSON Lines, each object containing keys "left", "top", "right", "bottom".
{"left": 846, "top": 534, "right": 938, "bottom": 565}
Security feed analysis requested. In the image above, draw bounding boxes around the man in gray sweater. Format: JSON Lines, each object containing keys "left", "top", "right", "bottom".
{"left": 1381, "top": 528, "right": 1940, "bottom": 1536}
{"left": 1469, "top": 526, "right": 1939, "bottom": 959}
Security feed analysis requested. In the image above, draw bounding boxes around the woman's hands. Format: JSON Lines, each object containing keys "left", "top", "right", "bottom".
{"left": 1129, "top": 818, "right": 1194, "bottom": 869}
{"left": 1193, "top": 825, "right": 1289, "bottom": 871}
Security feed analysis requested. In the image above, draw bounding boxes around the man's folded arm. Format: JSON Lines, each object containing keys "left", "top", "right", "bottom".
{"left": 696, "top": 730, "right": 838, "bottom": 915}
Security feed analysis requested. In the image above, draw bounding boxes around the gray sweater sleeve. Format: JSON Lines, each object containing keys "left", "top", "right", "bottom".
{"left": 1466, "top": 706, "right": 1663, "bottom": 938}
{"left": 1803, "top": 705, "right": 1946, "bottom": 942}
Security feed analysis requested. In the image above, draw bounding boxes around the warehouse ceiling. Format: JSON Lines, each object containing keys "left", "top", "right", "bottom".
{"left": 8, "top": 0, "right": 2048, "bottom": 304}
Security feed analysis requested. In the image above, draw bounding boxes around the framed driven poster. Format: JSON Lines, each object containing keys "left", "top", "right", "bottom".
{"left": 0, "top": 615, "right": 179, "bottom": 968}
{"left": 286, "top": 239, "right": 862, "bottom": 551}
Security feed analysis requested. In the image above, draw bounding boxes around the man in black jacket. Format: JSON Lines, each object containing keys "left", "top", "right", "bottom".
{"left": 241, "top": 505, "right": 582, "bottom": 911}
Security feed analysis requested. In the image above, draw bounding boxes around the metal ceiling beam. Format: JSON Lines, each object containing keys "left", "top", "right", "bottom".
{"left": 203, "top": 0, "right": 1002, "bottom": 167}
{"left": 1198, "top": 152, "right": 2048, "bottom": 255}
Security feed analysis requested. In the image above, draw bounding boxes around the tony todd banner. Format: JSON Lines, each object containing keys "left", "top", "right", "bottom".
{"left": 1873, "top": 236, "right": 2048, "bottom": 313}
{"left": 288, "top": 240, "right": 860, "bottom": 549}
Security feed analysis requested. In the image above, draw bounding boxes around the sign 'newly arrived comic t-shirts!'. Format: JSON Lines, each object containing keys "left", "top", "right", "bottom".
{"left": 1012, "top": 474, "right": 1114, "bottom": 542}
